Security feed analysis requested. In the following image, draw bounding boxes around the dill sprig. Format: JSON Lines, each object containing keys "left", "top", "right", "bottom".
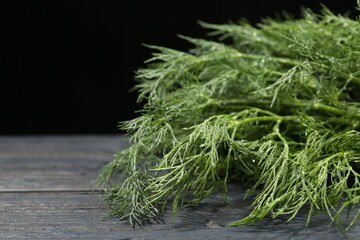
{"left": 97, "top": 3, "right": 360, "bottom": 233}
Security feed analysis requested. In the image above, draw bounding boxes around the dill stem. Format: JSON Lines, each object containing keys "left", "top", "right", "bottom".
{"left": 310, "top": 102, "right": 343, "bottom": 115}
{"left": 209, "top": 98, "right": 344, "bottom": 115}
{"left": 233, "top": 52, "right": 300, "bottom": 66}
{"left": 232, "top": 115, "right": 296, "bottom": 127}
{"left": 198, "top": 51, "right": 300, "bottom": 67}
{"left": 311, "top": 62, "right": 360, "bottom": 85}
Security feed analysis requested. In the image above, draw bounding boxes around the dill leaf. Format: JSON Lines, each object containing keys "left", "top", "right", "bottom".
{"left": 97, "top": 3, "right": 360, "bottom": 232}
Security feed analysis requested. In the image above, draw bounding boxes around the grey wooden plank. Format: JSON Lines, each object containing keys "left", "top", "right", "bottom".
{"left": 0, "top": 135, "right": 127, "bottom": 189}
{"left": 0, "top": 190, "right": 359, "bottom": 240}
{"left": 0, "top": 192, "right": 131, "bottom": 240}
{"left": 0, "top": 136, "right": 359, "bottom": 239}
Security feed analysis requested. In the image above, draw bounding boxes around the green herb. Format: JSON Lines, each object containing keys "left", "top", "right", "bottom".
{"left": 97, "top": 3, "right": 360, "bottom": 233}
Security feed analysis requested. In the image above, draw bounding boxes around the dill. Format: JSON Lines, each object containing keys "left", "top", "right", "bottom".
{"left": 97, "top": 3, "right": 360, "bottom": 233}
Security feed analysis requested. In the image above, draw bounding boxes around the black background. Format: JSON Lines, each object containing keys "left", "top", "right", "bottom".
{"left": 1, "top": 1, "right": 358, "bottom": 134}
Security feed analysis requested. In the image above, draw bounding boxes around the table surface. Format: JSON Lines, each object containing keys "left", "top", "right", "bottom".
{"left": 0, "top": 135, "right": 359, "bottom": 240}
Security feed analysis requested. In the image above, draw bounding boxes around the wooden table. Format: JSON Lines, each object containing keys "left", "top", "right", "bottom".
{"left": 0, "top": 135, "right": 358, "bottom": 239}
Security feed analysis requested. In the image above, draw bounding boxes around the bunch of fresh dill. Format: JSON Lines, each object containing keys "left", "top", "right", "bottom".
{"left": 97, "top": 3, "right": 360, "bottom": 233}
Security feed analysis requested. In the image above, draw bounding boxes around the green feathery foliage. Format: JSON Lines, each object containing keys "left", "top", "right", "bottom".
{"left": 97, "top": 3, "right": 360, "bottom": 233}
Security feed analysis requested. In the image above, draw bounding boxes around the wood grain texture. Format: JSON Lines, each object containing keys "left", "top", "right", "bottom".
{"left": 0, "top": 136, "right": 359, "bottom": 239}
{"left": 0, "top": 135, "right": 127, "bottom": 189}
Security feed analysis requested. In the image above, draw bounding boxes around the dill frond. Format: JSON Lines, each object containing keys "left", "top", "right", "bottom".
{"left": 97, "top": 3, "right": 360, "bottom": 233}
